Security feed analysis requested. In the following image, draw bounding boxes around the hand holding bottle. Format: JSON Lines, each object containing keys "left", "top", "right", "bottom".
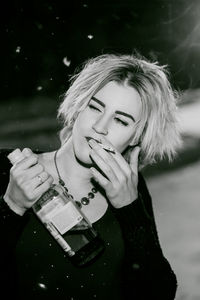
{"left": 4, "top": 148, "right": 53, "bottom": 216}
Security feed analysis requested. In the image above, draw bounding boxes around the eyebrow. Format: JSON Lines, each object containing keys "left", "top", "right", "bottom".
{"left": 91, "top": 96, "right": 136, "bottom": 122}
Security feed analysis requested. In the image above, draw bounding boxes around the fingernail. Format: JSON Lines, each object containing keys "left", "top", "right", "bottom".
{"left": 23, "top": 148, "right": 32, "bottom": 156}
{"left": 88, "top": 139, "right": 97, "bottom": 147}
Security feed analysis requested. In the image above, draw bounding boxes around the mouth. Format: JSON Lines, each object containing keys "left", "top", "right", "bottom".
{"left": 85, "top": 136, "right": 115, "bottom": 154}
{"left": 85, "top": 137, "right": 102, "bottom": 144}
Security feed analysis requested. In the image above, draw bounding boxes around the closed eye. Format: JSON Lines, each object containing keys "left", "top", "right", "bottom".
{"left": 88, "top": 104, "right": 101, "bottom": 112}
{"left": 89, "top": 104, "right": 129, "bottom": 126}
{"left": 114, "top": 117, "right": 129, "bottom": 126}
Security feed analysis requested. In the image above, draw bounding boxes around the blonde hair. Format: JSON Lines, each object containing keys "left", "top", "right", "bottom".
{"left": 57, "top": 53, "right": 181, "bottom": 168}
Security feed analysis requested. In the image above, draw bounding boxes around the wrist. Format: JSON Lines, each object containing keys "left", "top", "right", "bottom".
{"left": 3, "top": 195, "right": 27, "bottom": 216}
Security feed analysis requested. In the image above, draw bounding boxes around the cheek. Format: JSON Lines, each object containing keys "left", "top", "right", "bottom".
{"left": 71, "top": 113, "right": 93, "bottom": 161}
{"left": 117, "top": 139, "right": 131, "bottom": 153}
{"left": 110, "top": 136, "right": 128, "bottom": 153}
{"left": 71, "top": 115, "right": 85, "bottom": 151}
{"left": 74, "top": 110, "right": 94, "bottom": 132}
{"left": 73, "top": 113, "right": 87, "bottom": 137}
{"left": 110, "top": 129, "right": 135, "bottom": 153}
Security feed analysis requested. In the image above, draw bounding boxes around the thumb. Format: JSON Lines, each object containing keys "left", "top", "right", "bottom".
{"left": 22, "top": 148, "right": 33, "bottom": 157}
{"left": 129, "top": 146, "right": 140, "bottom": 175}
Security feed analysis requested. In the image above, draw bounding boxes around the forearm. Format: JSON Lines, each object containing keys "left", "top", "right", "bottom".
{"left": 3, "top": 193, "right": 27, "bottom": 216}
{"left": 112, "top": 195, "right": 162, "bottom": 258}
{"left": 112, "top": 195, "right": 177, "bottom": 299}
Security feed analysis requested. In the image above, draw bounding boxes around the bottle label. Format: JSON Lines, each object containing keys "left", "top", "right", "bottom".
{"left": 34, "top": 188, "right": 59, "bottom": 212}
{"left": 44, "top": 202, "right": 83, "bottom": 235}
{"left": 36, "top": 195, "right": 64, "bottom": 219}
{"left": 46, "top": 222, "right": 73, "bottom": 253}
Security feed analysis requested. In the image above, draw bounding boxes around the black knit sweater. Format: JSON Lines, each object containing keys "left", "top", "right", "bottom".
{"left": 0, "top": 149, "right": 177, "bottom": 299}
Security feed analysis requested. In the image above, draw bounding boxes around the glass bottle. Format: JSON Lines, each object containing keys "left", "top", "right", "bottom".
{"left": 8, "top": 149, "right": 105, "bottom": 267}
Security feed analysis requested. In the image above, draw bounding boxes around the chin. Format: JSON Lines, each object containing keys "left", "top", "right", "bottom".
{"left": 74, "top": 149, "right": 93, "bottom": 167}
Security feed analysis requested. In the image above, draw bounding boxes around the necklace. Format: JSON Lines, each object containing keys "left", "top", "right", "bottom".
{"left": 54, "top": 150, "right": 98, "bottom": 209}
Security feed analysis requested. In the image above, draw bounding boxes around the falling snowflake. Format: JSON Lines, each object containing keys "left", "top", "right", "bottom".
{"left": 63, "top": 56, "right": 71, "bottom": 67}
{"left": 87, "top": 35, "right": 93, "bottom": 40}
{"left": 16, "top": 46, "right": 21, "bottom": 53}
{"left": 37, "top": 86, "right": 43, "bottom": 91}
{"left": 38, "top": 283, "right": 47, "bottom": 289}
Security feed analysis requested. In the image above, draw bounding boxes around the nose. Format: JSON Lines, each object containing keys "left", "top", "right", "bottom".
{"left": 92, "top": 116, "right": 109, "bottom": 135}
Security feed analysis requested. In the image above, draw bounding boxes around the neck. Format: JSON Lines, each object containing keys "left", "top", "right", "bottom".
{"left": 56, "top": 136, "right": 92, "bottom": 187}
{"left": 38, "top": 137, "right": 108, "bottom": 222}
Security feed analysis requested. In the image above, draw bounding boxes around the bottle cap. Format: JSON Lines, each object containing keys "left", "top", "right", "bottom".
{"left": 7, "top": 149, "right": 25, "bottom": 165}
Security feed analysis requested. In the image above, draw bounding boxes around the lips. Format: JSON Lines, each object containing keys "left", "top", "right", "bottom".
{"left": 85, "top": 136, "right": 102, "bottom": 144}
{"left": 85, "top": 136, "right": 115, "bottom": 154}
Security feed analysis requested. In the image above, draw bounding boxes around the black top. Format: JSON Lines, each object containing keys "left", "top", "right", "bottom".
{"left": 0, "top": 149, "right": 177, "bottom": 300}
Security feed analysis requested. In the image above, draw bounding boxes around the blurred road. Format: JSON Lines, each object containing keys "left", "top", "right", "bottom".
{"left": 179, "top": 96, "right": 200, "bottom": 138}
{"left": 147, "top": 162, "right": 200, "bottom": 300}
{"left": 147, "top": 90, "right": 200, "bottom": 300}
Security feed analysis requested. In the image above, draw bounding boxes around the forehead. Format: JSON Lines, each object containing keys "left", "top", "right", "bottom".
{"left": 93, "top": 81, "right": 142, "bottom": 120}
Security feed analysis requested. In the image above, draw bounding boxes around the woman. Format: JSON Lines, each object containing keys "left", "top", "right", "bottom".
{"left": 0, "top": 53, "right": 181, "bottom": 299}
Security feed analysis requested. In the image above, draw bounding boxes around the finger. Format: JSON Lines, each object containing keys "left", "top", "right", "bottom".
{"left": 31, "top": 171, "right": 50, "bottom": 189}
{"left": 16, "top": 154, "right": 38, "bottom": 171}
{"left": 90, "top": 149, "right": 118, "bottom": 183}
{"left": 129, "top": 146, "right": 140, "bottom": 175}
{"left": 90, "top": 167, "right": 109, "bottom": 188}
{"left": 90, "top": 137, "right": 131, "bottom": 176}
{"left": 89, "top": 138, "right": 123, "bottom": 177}
{"left": 24, "top": 163, "right": 44, "bottom": 180}
{"left": 34, "top": 176, "right": 54, "bottom": 199}
{"left": 97, "top": 136, "right": 116, "bottom": 154}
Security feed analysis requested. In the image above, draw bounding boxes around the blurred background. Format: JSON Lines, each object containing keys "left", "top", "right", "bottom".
{"left": 1, "top": 0, "right": 200, "bottom": 298}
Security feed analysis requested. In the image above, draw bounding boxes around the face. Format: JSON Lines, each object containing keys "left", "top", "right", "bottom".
{"left": 72, "top": 81, "right": 142, "bottom": 165}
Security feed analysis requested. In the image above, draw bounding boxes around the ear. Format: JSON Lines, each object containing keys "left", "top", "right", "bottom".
{"left": 128, "top": 136, "right": 141, "bottom": 148}
{"left": 127, "top": 136, "right": 134, "bottom": 148}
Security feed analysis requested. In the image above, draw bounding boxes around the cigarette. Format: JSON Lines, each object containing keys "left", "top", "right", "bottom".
{"left": 100, "top": 143, "right": 115, "bottom": 154}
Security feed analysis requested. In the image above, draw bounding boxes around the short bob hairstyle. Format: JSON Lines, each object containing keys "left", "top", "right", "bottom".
{"left": 58, "top": 53, "right": 181, "bottom": 168}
